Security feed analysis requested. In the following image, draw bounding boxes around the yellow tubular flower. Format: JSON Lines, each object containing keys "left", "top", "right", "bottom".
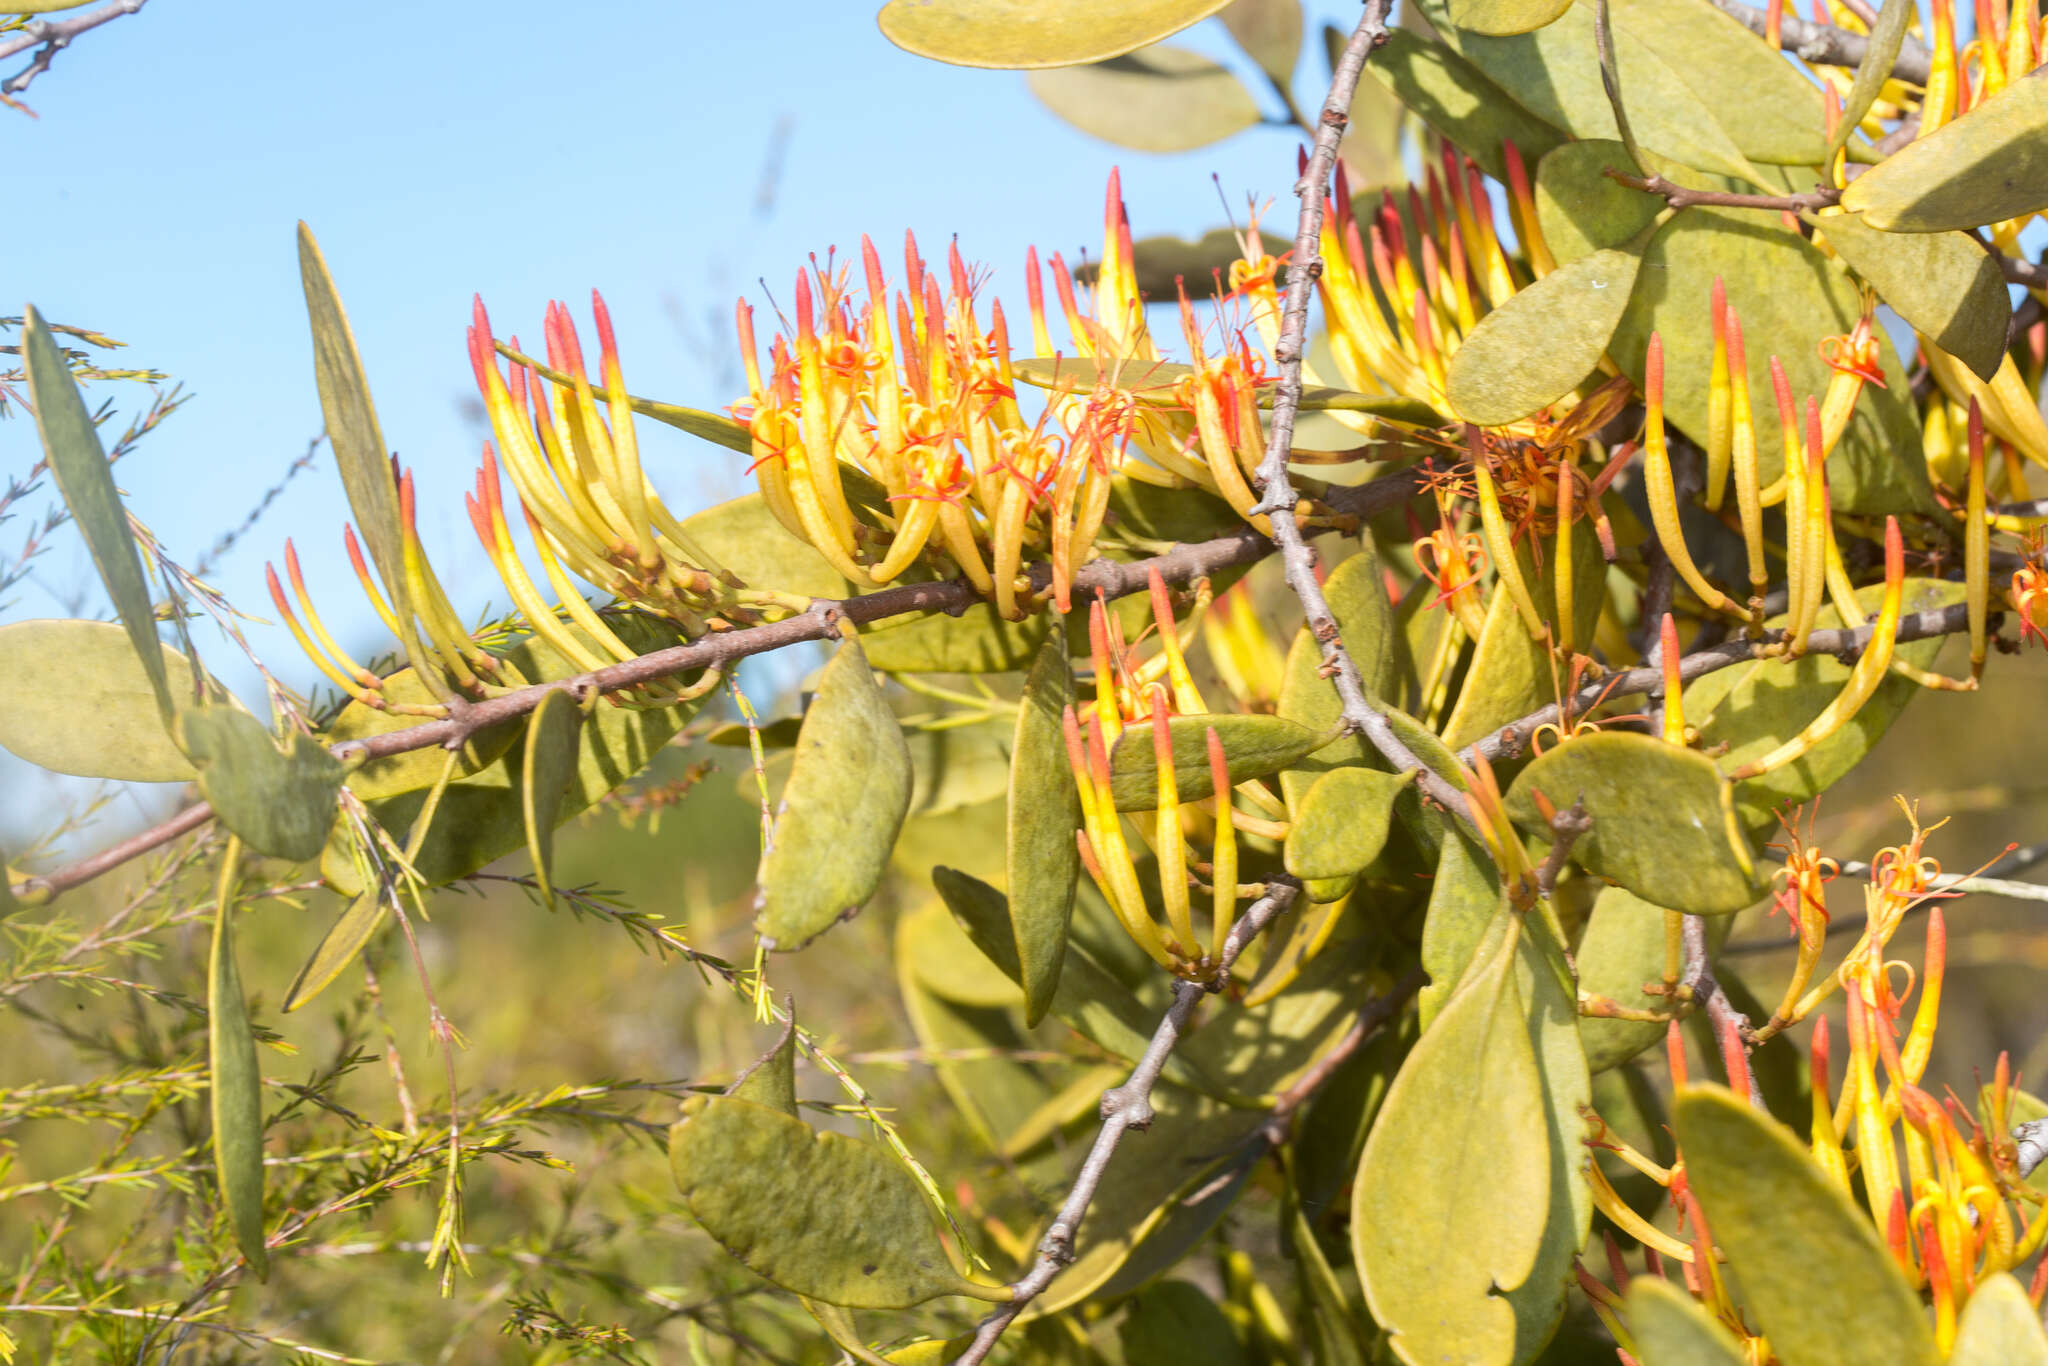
{"left": 1808, "top": 1016, "right": 1851, "bottom": 1190}
{"left": 1725, "top": 308, "right": 1769, "bottom": 611}
{"left": 1968, "top": 399, "right": 1990, "bottom": 678}
{"left": 1706, "top": 278, "right": 1733, "bottom": 511}
{"left": 1149, "top": 695, "right": 1197, "bottom": 957}
{"left": 1658, "top": 614, "right": 1686, "bottom": 746}
{"left": 1206, "top": 728, "right": 1237, "bottom": 965}
{"left": 1732, "top": 518, "right": 1905, "bottom": 779}
{"left": 1643, "top": 334, "right": 1740, "bottom": 618}
{"left": 1470, "top": 430, "right": 1546, "bottom": 639}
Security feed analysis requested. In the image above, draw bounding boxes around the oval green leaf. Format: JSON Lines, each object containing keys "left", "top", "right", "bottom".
{"left": 727, "top": 1015, "right": 800, "bottom": 1119}
{"left": 1355, "top": 919, "right": 1550, "bottom": 1366}
{"left": 757, "top": 639, "right": 913, "bottom": 950}
{"left": 22, "top": 308, "right": 173, "bottom": 725}
{"left": 1673, "top": 1085, "right": 1941, "bottom": 1366}
{"left": 1028, "top": 45, "right": 1262, "bottom": 154}
{"left": 668, "top": 1095, "right": 993, "bottom": 1308}
{"left": 1008, "top": 633, "right": 1083, "bottom": 1025}
{"left": 1813, "top": 212, "right": 2010, "bottom": 382}
{"left": 209, "top": 865, "right": 268, "bottom": 1280}
{"left": 1575, "top": 886, "right": 1672, "bottom": 1071}
{"left": 1419, "top": 826, "right": 1501, "bottom": 1028}
{"left": 878, "top": 0, "right": 1234, "bottom": 69}
{"left": 0, "top": 619, "right": 208, "bottom": 782}
{"left": 1824, "top": 0, "right": 1913, "bottom": 169}
{"left": 1505, "top": 731, "right": 1759, "bottom": 914}
{"left": 1950, "top": 1273, "right": 2048, "bottom": 1366}
{"left": 520, "top": 689, "right": 583, "bottom": 907}
{"left": 1625, "top": 1276, "right": 1746, "bottom": 1366}
{"left": 1276, "top": 542, "right": 1398, "bottom": 810}
{"left": 1220, "top": 0, "right": 1301, "bottom": 87}
{"left": 1449, "top": 0, "right": 1571, "bottom": 35}
{"left": 1368, "top": 29, "right": 1565, "bottom": 185}
{"left": 324, "top": 665, "right": 519, "bottom": 801}
{"left": 179, "top": 706, "right": 345, "bottom": 863}
{"left": 1445, "top": 246, "right": 1642, "bottom": 425}
{"left": 1107, "top": 712, "right": 1325, "bottom": 811}
{"left": 1284, "top": 766, "right": 1411, "bottom": 883}
{"left": 282, "top": 890, "right": 386, "bottom": 1014}
{"left": 1840, "top": 72, "right": 2048, "bottom": 232}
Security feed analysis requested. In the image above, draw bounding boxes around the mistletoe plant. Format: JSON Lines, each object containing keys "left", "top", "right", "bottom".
{"left": 8, "top": 0, "right": 2048, "bottom": 1362}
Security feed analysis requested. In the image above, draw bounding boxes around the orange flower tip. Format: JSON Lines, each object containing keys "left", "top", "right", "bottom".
{"left": 1531, "top": 787, "right": 1559, "bottom": 825}
{"left": 1804, "top": 397, "right": 1824, "bottom": 469}
{"left": 1885, "top": 516, "right": 1903, "bottom": 577}
{"left": 591, "top": 289, "right": 620, "bottom": 365}
{"left": 1150, "top": 700, "right": 1174, "bottom": 766}
{"left": 1205, "top": 726, "right": 1229, "bottom": 789}
{"left": 264, "top": 562, "right": 290, "bottom": 611}
{"left": 1769, "top": 356, "right": 1795, "bottom": 419}
{"left": 1968, "top": 397, "right": 1986, "bottom": 455}
{"left": 465, "top": 492, "right": 491, "bottom": 544}
{"left": 1725, "top": 308, "right": 1746, "bottom": 366}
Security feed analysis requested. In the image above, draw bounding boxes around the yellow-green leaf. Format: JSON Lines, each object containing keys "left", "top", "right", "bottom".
{"left": 0, "top": 620, "right": 207, "bottom": 783}
{"left": 1118, "top": 1280, "right": 1254, "bottom": 1365}
{"left": 520, "top": 689, "right": 582, "bottom": 907}
{"left": 209, "top": 855, "right": 268, "bottom": 1280}
{"left": 668, "top": 1095, "right": 994, "bottom": 1307}
{"left": 1450, "top": 0, "right": 1571, "bottom": 35}
{"left": 1950, "top": 1273, "right": 2048, "bottom": 1366}
{"left": 1825, "top": 0, "right": 1913, "bottom": 169}
{"left": 1625, "top": 1276, "right": 1746, "bottom": 1366}
{"left": 282, "top": 891, "right": 385, "bottom": 1014}
{"left": 1535, "top": 139, "right": 1740, "bottom": 264}
{"left": 877, "top": 0, "right": 1234, "bottom": 69}
{"left": 1220, "top": 0, "right": 1301, "bottom": 86}
{"left": 1368, "top": 29, "right": 1565, "bottom": 184}
{"left": 1356, "top": 919, "right": 1549, "bottom": 1366}
{"left": 1419, "top": 826, "right": 1501, "bottom": 1029}
{"left": 1276, "top": 542, "right": 1398, "bottom": 810}
{"left": 1445, "top": 246, "right": 1642, "bottom": 425}
{"left": 1813, "top": 212, "right": 2010, "bottom": 382}
{"left": 1673, "top": 1085, "right": 1940, "bottom": 1366}
{"left": 1028, "top": 45, "right": 1262, "bottom": 154}
{"left": 178, "top": 706, "right": 344, "bottom": 863}
{"left": 1008, "top": 633, "right": 1082, "bottom": 1025}
{"left": 1283, "top": 766, "right": 1412, "bottom": 884}
{"left": 1575, "top": 886, "right": 1673, "bottom": 1071}
{"left": 1606, "top": 0, "right": 1825, "bottom": 166}
{"left": 757, "top": 639, "right": 913, "bottom": 950}
{"left": 901, "top": 896, "right": 1027, "bottom": 1010}
{"left": 297, "top": 225, "right": 429, "bottom": 683}
{"left": 727, "top": 1015, "right": 800, "bottom": 1119}
{"left": 1107, "top": 712, "right": 1326, "bottom": 811}
{"left": 1505, "top": 731, "right": 1759, "bottom": 914}
{"left": 1841, "top": 72, "right": 2048, "bottom": 232}
{"left": 679, "top": 492, "right": 853, "bottom": 600}
{"left": 22, "top": 308, "right": 173, "bottom": 725}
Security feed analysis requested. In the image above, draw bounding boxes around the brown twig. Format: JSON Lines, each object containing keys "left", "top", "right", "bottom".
{"left": 0, "top": 0, "right": 148, "bottom": 98}
{"left": 954, "top": 881, "right": 1301, "bottom": 1364}
{"left": 1682, "top": 914, "right": 1758, "bottom": 1106}
{"left": 1536, "top": 800, "right": 1594, "bottom": 900}
{"left": 7, "top": 474, "right": 1423, "bottom": 904}
{"left": 1609, "top": 169, "right": 1842, "bottom": 215}
{"left": 1243, "top": 0, "right": 1467, "bottom": 827}
{"left": 1704, "top": 0, "right": 1931, "bottom": 85}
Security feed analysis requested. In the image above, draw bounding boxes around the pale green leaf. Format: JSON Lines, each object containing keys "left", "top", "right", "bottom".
{"left": 1283, "top": 766, "right": 1411, "bottom": 884}
{"left": 1419, "top": 826, "right": 1501, "bottom": 1029}
{"left": 1276, "top": 542, "right": 1398, "bottom": 811}
{"left": 758, "top": 639, "right": 913, "bottom": 950}
{"left": 668, "top": 1095, "right": 993, "bottom": 1307}
{"left": 1118, "top": 1280, "right": 1253, "bottom": 1365}
{"left": 520, "top": 689, "right": 582, "bottom": 907}
{"left": 1356, "top": 919, "right": 1549, "bottom": 1366}
{"left": 901, "top": 895, "right": 1027, "bottom": 1010}
{"left": 1029, "top": 45, "right": 1262, "bottom": 153}
{"left": 1535, "top": 139, "right": 1740, "bottom": 264}
{"left": 1673, "top": 1085, "right": 1940, "bottom": 1366}
{"left": 22, "top": 309, "right": 173, "bottom": 724}
{"left": 679, "top": 492, "right": 854, "bottom": 601}
{"left": 1826, "top": 0, "right": 1914, "bottom": 169}
{"left": 1450, "top": 0, "right": 1571, "bottom": 35}
{"left": 0, "top": 620, "right": 206, "bottom": 782}
{"left": 1367, "top": 29, "right": 1566, "bottom": 184}
{"left": 1625, "top": 1276, "right": 1746, "bottom": 1366}
{"left": 1949, "top": 1273, "right": 2048, "bottom": 1366}
{"left": 1221, "top": 0, "right": 1301, "bottom": 86}
{"left": 1840, "top": 72, "right": 2048, "bottom": 231}
{"left": 209, "top": 869, "right": 268, "bottom": 1280}
{"left": 1008, "top": 632, "right": 1082, "bottom": 1025}
{"left": 178, "top": 707, "right": 344, "bottom": 863}
{"left": 1445, "top": 246, "right": 1642, "bottom": 425}
{"left": 323, "top": 663, "right": 518, "bottom": 801}
{"left": 282, "top": 891, "right": 385, "bottom": 1014}
{"left": 727, "top": 1015, "right": 800, "bottom": 1119}
{"left": 297, "top": 225, "right": 430, "bottom": 683}
{"left": 878, "top": 0, "right": 1234, "bottom": 69}
{"left": 1505, "top": 731, "right": 1760, "bottom": 914}
{"left": 1575, "top": 886, "right": 1674, "bottom": 1071}
{"left": 1812, "top": 213, "right": 2010, "bottom": 382}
